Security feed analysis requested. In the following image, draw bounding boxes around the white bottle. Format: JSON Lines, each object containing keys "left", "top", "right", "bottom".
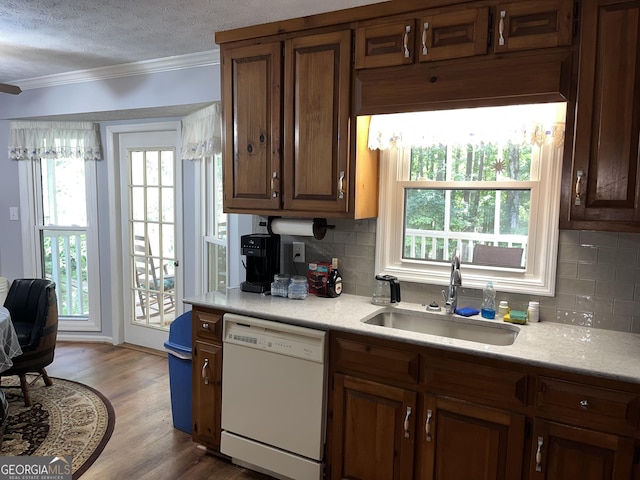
{"left": 497, "top": 300, "right": 510, "bottom": 319}
{"left": 527, "top": 301, "right": 540, "bottom": 323}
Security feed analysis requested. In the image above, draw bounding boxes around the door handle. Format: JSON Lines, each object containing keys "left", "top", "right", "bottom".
{"left": 403, "top": 406, "right": 412, "bottom": 438}
{"left": 202, "top": 358, "right": 210, "bottom": 385}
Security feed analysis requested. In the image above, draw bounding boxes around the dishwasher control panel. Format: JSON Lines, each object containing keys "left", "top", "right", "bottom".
{"left": 223, "top": 313, "right": 326, "bottom": 363}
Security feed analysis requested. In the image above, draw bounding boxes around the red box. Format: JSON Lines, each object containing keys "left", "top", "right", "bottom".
{"left": 307, "top": 261, "right": 332, "bottom": 296}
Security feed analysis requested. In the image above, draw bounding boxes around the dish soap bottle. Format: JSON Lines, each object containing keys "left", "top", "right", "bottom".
{"left": 326, "top": 257, "right": 343, "bottom": 297}
{"left": 481, "top": 281, "right": 496, "bottom": 319}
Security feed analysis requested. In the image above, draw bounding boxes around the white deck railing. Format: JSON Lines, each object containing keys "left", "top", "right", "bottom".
{"left": 405, "top": 228, "right": 528, "bottom": 266}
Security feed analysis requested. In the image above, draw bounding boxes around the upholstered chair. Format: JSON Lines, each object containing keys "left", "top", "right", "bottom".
{"left": 1, "top": 279, "right": 58, "bottom": 407}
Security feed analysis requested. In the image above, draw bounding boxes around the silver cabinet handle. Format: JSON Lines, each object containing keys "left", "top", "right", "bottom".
{"left": 202, "top": 323, "right": 209, "bottom": 329}
{"left": 403, "top": 406, "right": 412, "bottom": 438}
{"left": 271, "top": 171, "right": 279, "bottom": 198}
{"left": 202, "top": 358, "right": 210, "bottom": 385}
{"left": 575, "top": 170, "right": 583, "bottom": 205}
{"left": 580, "top": 399, "right": 590, "bottom": 409}
{"left": 338, "top": 171, "right": 345, "bottom": 199}
{"left": 535, "top": 436, "right": 543, "bottom": 472}
{"left": 425, "top": 409, "right": 433, "bottom": 441}
{"left": 499, "top": 10, "right": 506, "bottom": 46}
{"left": 422, "top": 22, "right": 429, "bottom": 55}
{"left": 403, "top": 25, "right": 411, "bottom": 58}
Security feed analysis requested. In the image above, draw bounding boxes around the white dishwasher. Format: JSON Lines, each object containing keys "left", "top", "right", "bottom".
{"left": 220, "top": 313, "right": 327, "bottom": 480}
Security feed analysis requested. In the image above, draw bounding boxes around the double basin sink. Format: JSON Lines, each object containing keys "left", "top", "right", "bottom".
{"left": 361, "top": 308, "right": 520, "bottom": 346}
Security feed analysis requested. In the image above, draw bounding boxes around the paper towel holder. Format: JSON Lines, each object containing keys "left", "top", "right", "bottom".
{"left": 263, "top": 216, "right": 334, "bottom": 240}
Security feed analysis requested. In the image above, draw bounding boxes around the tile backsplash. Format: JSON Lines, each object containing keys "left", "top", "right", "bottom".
{"left": 255, "top": 217, "right": 640, "bottom": 334}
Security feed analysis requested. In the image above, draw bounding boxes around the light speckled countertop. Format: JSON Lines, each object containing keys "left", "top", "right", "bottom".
{"left": 185, "top": 289, "right": 640, "bottom": 384}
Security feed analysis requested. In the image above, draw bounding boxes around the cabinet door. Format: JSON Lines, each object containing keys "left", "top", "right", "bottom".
{"left": 355, "top": 18, "right": 416, "bottom": 69}
{"left": 418, "top": 7, "right": 489, "bottom": 62}
{"left": 330, "top": 373, "right": 416, "bottom": 480}
{"left": 283, "top": 30, "right": 351, "bottom": 213}
{"left": 494, "top": 0, "right": 574, "bottom": 52}
{"left": 563, "top": 1, "right": 640, "bottom": 228}
{"left": 529, "top": 419, "right": 635, "bottom": 480}
{"left": 419, "top": 395, "right": 526, "bottom": 480}
{"left": 222, "top": 42, "right": 282, "bottom": 211}
{"left": 192, "top": 340, "right": 223, "bottom": 450}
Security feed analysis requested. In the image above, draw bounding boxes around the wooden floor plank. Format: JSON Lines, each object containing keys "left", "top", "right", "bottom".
{"left": 46, "top": 342, "right": 273, "bottom": 480}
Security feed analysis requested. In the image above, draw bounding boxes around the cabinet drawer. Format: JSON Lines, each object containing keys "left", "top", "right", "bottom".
{"left": 423, "top": 356, "right": 528, "bottom": 408}
{"left": 333, "top": 336, "right": 420, "bottom": 384}
{"left": 535, "top": 377, "right": 640, "bottom": 430}
{"left": 192, "top": 309, "right": 223, "bottom": 342}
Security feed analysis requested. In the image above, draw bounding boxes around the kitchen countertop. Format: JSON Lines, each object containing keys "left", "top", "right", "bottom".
{"left": 185, "top": 289, "right": 640, "bottom": 385}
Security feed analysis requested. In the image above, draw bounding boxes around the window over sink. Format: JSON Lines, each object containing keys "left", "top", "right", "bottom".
{"left": 371, "top": 102, "right": 566, "bottom": 295}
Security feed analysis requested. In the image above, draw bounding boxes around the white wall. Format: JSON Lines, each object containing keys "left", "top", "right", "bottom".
{"left": 0, "top": 63, "right": 221, "bottom": 341}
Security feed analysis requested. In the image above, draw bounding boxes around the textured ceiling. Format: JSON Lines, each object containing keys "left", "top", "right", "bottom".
{"left": 0, "top": 0, "right": 387, "bottom": 85}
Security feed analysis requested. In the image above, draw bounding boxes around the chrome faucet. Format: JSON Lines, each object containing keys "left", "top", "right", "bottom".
{"left": 442, "top": 250, "right": 462, "bottom": 314}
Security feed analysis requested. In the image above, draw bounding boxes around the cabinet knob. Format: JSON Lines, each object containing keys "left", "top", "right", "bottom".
{"left": 202, "top": 323, "right": 209, "bottom": 329}
{"left": 579, "top": 399, "right": 590, "bottom": 409}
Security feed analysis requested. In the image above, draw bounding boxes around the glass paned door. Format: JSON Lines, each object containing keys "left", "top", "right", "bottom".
{"left": 129, "top": 149, "right": 177, "bottom": 329}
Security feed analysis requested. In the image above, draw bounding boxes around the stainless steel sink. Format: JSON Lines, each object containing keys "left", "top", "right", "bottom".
{"left": 361, "top": 309, "right": 519, "bottom": 346}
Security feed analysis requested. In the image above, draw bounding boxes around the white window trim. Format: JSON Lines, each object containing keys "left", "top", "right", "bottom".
{"left": 18, "top": 158, "right": 102, "bottom": 331}
{"left": 375, "top": 141, "right": 562, "bottom": 296}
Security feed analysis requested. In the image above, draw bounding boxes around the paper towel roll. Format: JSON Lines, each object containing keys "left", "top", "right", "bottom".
{"left": 268, "top": 218, "right": 327, "bottom": 240}
{"left": 0, "top": 277, "right": 8, "bottom": 305}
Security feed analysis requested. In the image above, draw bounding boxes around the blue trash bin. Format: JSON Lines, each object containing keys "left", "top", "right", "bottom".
{"left": 164, "top": 310, "right": 192, "bottom": 434}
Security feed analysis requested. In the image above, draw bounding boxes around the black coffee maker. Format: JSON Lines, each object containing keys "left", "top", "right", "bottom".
{"left": 241, "top": 234, "right": 280, "bottom": 293}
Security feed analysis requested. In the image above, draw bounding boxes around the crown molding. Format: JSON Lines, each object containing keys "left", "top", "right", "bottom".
{"left": 16, "top": 49, "right": 220, "bottom": 91}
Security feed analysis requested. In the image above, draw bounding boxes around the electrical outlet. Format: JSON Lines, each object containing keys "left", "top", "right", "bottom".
{"left": 292, "top": 241, "right": 305, "bottom": 263}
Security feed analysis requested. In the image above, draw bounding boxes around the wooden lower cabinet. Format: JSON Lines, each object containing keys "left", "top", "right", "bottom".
{"left": 418, "top": 394, "right": 526, "bottom": 480}
{"left": 529, "top": 419, "right": 635, "bottom": 480}
{"left": 330, "top": 373, "right": 417, "bottom": 480}
{"left": 191, "top": 306, "right": 224, "bottom": 451}
{"left": 192, "top": 340, "right": 223, "bottom": 450}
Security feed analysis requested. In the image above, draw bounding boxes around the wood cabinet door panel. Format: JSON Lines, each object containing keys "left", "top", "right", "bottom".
{"left": 222, "top": 42, "right": 282, "bottom": 211}
{"left": 419, "top": 395, "right": 525, "bottom": 480}
{"left": 419, "top": 7, "right": 489, "bottom": 62}
{"left": 568, "top": 2, "right": 640, "bottom": 225}
{"left": 494, "top": 0, "right": 574, "bottom": 52}
{"left": 529, "top": 419, "right": 635, "bottom": 480}
{"left": 355, "top": 18, "right": 416, "bottom": 69}
{"left": 331, "top": 374, "right": 416, "bottom": 480}
{"left": 192, "top": 340, "right": 223, "bottom": 449}
{"left": 284, "top": 30, "right": 350, "bottom": 213}
{"left": 192, "top": 308, "right": 223, "bottom": 342}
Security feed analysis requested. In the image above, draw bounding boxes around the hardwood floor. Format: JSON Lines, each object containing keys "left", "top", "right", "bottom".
{"left": 46, "top": 342, "right": 273, "bottom": 480}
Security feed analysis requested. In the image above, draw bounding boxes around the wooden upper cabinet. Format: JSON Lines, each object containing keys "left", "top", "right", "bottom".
{"left": 283, "top": 30, "right": 351, "bottom": 213}
{"left": 494, "top": 0, "right": 574, "bottom": 52}
{"left": 222, "top": 42, "right": 282, "bottom": 211}
{"left": 418, "top": 7, "right": 489, "bottom": 62}
{"left": 561, "top": 0, "right": 640, "bottom": 230}
{"left": 355, "top": 17, "right": 416, "bottom": 69}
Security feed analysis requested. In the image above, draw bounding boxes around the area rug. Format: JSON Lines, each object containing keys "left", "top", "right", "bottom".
{"left": 0, "top": 376, "right": 115, "bottom": 479}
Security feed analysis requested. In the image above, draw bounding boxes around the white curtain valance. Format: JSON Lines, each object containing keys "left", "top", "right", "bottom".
{"left": 181, "top": 103, "right": 222, "bottom": 161}
{"left": 368, "top": 102, "right": 566, "bottom": 150}
{"left": 9, "top": 121, "right": 102, "bottom": 161}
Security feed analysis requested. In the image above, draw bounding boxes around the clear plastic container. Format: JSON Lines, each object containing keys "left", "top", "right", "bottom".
{"left": 527, "top": 301, "right": 540, "bottom": 322}
{"left": 271, "top": 274, "right": 291, "bottom": 298}
{"left": 288, "top": 276, "right": 308, "bottom": 300}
